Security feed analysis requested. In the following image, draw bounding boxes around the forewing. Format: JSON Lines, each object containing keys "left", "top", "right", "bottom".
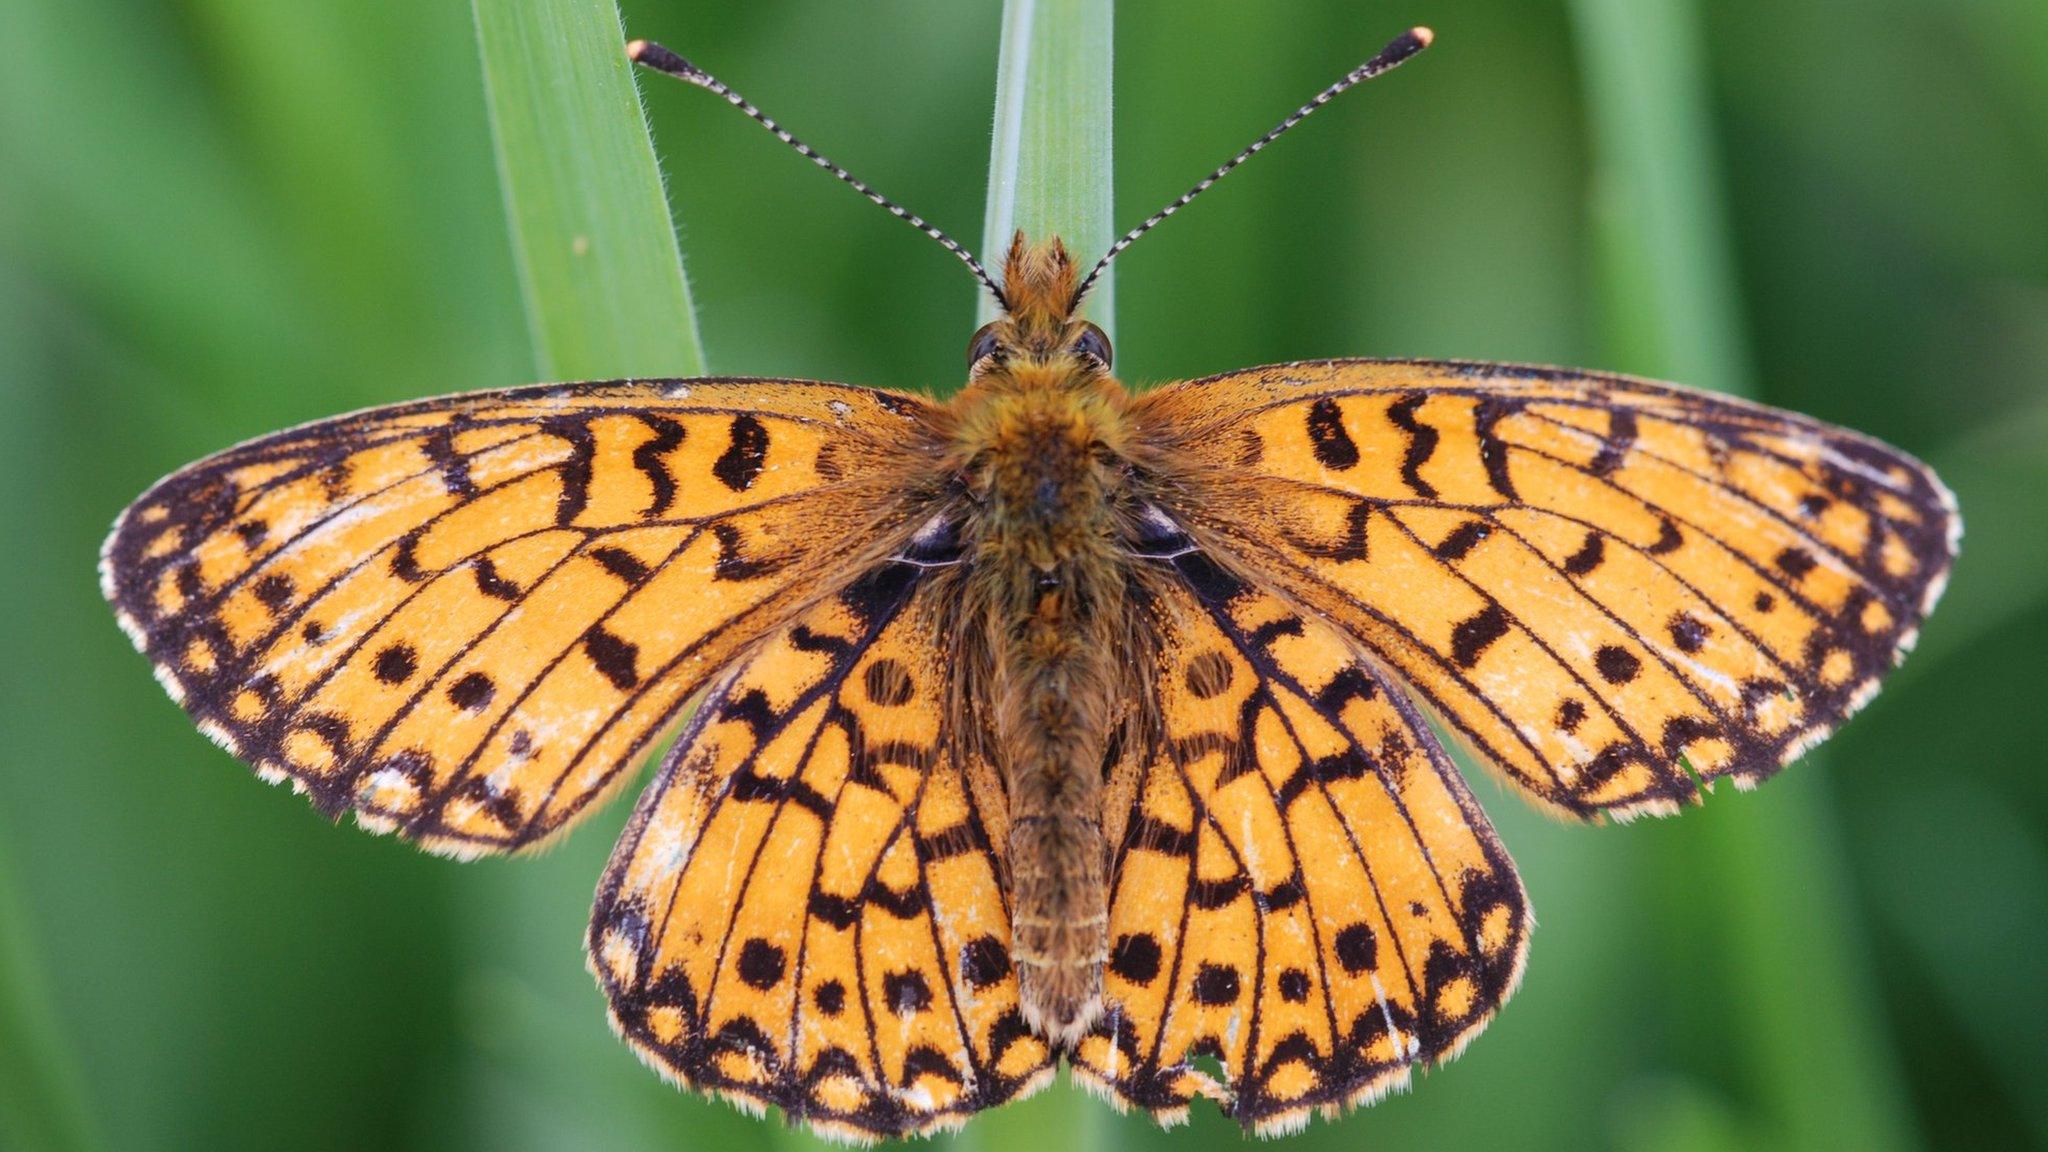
{"left": 1133, "top": 359, "right": 1960, "bottom": 818}
{"left": 101, "top": 378, "right": 936, "bottom": 856}
{"left": 588, "top": 557, "right": 1053, "bottom": 1142}
{"left": 1071, "top": 548, "right": 1529, "bottom": 1134}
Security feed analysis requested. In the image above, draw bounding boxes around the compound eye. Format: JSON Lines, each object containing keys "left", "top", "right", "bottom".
{"left": 966, "top": 322, "right": 1002, "bottom": 367}
{"left": 1074, "top": 322, "right": 1113, "bottom": 369}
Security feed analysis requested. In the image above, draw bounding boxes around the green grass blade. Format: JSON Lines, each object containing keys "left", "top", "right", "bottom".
{"left": 968, "top": 2, "right": 1115, "bottom": 1149}
{"left": 473, "top": 0, "right": 703, "bottom": 380}
{"left": 1566, "top": 3, "right": 1918, "bottom": 1151}
{"left": 978, "top": 0, "right": 1116, "bottom": 337}
{"left": 464, "top": 4, "right": 737, "bottom": 1150}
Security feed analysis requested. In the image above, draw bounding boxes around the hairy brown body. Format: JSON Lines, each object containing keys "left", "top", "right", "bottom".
{"left": 936, "top": 238, "right": 1143, "bottom": 1044}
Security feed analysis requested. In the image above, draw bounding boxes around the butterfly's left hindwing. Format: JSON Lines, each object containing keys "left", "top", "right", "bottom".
{"left": 590, "top": 554, "right": 1055, "bottom": 1141}
{"left": 101, "top": 379, "right": 936, "bottom": 857}
{"left": 1072, "top": 556, "right": 1528, "bottom": 1134}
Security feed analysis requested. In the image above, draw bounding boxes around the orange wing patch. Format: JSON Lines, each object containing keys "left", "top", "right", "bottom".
{"left": 589, "top": 547, "right": 1053, "bottom": 1142}
{"left": 1071, "top": 537, "right": 1528, "bottom": 1134}
{"left": 101, "top": 379, "right": 938, "bottom": 856}
{"left": 1134, "top": 359, "right": 1959, "bottom": 819}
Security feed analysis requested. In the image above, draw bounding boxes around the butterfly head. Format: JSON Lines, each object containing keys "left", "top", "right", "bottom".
{"left": 965, "top": 233, "right": 1113, "bottom": 383}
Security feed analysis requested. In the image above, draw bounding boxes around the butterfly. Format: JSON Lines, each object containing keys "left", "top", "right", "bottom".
{"left": 100, "top": 26, "right": 1958, "bottom": 1142}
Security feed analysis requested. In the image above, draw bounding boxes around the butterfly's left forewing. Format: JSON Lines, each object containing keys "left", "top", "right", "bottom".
{"left": 101, "top": 379, "right": 935, "bottom": 856}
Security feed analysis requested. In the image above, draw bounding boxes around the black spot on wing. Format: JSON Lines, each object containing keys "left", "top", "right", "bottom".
{"left": 1775, "top": 546, "right": 1818, "bottom": 580}
{"left": 1386, "top": 394, "right": 1440, "bottom": 499}
{"left": 960, "top": 936, "right": 1010, "bottom": 989}
{"left": 1306, "top": 398, "right": 1360, "bottom": 470}
{"left": 813, "top": 979, "right": 847, "bottom": 1016}
{"left": 446, "top": 672, "right": 495, "bottom": 712}
{"left": 1110, "top": 933, "right": 1163, "bottom": 984}
{"left": 713, "top": 414, "right": 770, "bottom": 492}
{"left": 1594, "top": 645, "right": 1641, "bottom": 685}
{"left": 374, "top": 643, "right": 417, "bottom": 684}
{"left": 252, "top": 572, "right": 293, "bottom": 609}
{"left": 1589, "top": 408, "right": 1637, "bottom": 477}
{"left": 1667, "top": 612, "right": 1710, "bottom": 653}
{"left": 1473, "top": 395, "right": 1522, "bottom": 500}
{"left": 862, "top": 658, "right": 915, "bottom": 706}
{"left": 1277, "top": 968, "right": 1311, "bottom": 1002}
{"left": 590, "top": 545, "right": 651, "bottom": 585}
{"left": 1563, "top": 531, "right": 1605, "bottom": 576}
{"left": 1334, "top": 923, "right": 1376, "bottom": 974}
{"left": 1191, "top": 963, "right": 1241, "bottom": 1006}
{"left": 1434, "top": 520, "right": 1490, "bottom": 562}
{"left": 884, "top": 970, "right": 933, "bottom": 1017}
{"left": 585, "top": 627, "right": 641, "bottom": 690}
{"left": 1646, "top": 517, "right": 1684, "bottom": 555}
{"left": 472, "top": 558, "right": 521, "bottom": 600}
{"left": 737, "top": 938, "right": 787, "bottom": 990}
{"left": 1450, "top": 605, "right": 1510, "bottom": 669}
{"left": 542, "top": 415, "right": 596, "bottom": 524}
{"left": 633, "top": 415, "right": 686, "bottom": 517}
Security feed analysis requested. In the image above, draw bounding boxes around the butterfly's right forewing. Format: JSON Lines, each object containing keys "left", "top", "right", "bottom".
{"left": 1133, "top": 359, "right": 1959, "bottom": 820}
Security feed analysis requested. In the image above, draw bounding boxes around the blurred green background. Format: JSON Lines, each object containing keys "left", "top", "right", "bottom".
{"left": 4, "top": 2, "right": 2045, "bottom": 1150}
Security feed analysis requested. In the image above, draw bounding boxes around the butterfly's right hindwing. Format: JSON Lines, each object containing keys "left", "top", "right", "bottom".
{"left": 1073, "top": 553, "right": 1528, "bottom": 1133}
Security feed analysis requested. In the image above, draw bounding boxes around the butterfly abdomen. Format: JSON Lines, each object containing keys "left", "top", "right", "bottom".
{"left": 951, "top": 363, "right": 1137, "bottom": 1047}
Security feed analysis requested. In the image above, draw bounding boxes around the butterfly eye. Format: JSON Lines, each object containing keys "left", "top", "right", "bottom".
{"left": 966, "top": 323, "right": 1003, "bottom": 367}
{"left": 1074, "top": 323, "right": 1113, "bottom": 369}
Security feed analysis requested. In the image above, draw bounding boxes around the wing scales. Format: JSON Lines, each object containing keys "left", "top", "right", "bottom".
{"left": 1132, "top": 359, "right": 1958, "bottom": 818}
{"left": 102, "top": 379, "right": 940, "bottom": 855}
{"left": 1072, "top": 551, "right": 1529, "bottom": 1133}
{"left": 589, "top": 556, "right": 1054, "bottom": 1141}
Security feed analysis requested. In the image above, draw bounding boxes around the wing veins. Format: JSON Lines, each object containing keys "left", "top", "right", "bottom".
{"left": 1517, "top": 408, "right": 1916, "bottom": 612}
{"left": 343, "top": 530, "right": 686, "bottom": 806}
{"left": 1172, "top": 531, "right": 1561, "bottom": 795}
{"left": 427, "top": 563, "right": 802, "bottom": 842}
{"left": 1209, "top": 458, "right": 1854, "bottom": 651}
{"left": 639, "top": 667, "right": 747, "bottom": 965}
{"left": 1460, "top": 512, "right": 1781, "bottom": 721}
{"left": 1211, "top": 450, "right": 1857, "bottom": 722}
{"left": 1196, "top": 600, "right": 1432, "bottom": 1017}
{"left": 1368, "top": 508, "right": 1687, "bottom": 770}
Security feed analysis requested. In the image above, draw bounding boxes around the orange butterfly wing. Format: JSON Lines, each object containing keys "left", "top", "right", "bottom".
{"left": 589, "top": 533, "right": 1054, "bottom": 1140}
{"left": 1072, "top": 537, "right": 1527, "bottom": 1133}
{"left": 1132, "top": 359, "right": 1959, "bottom": 818}
{"left": 101, "top": 378, "right": 937, "bottom": 856}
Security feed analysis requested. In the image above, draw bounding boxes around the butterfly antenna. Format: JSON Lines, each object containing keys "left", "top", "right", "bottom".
{"left": 629, "top": 39, "right": 1010, "bottom": 311}
{"left": 1071, "top": 26, "right": 1434, "bottom": 308}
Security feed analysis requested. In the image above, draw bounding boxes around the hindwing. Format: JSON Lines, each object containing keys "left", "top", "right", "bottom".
{"left": 589, "top": 539, "right": 1054, "bottom": 1141}
{"left": 1073, "top": 543, "right": 1528, "bottom": 1134}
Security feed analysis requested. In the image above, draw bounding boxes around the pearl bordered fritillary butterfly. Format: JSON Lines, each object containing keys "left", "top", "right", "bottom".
{"left": 101, "top": 28, "right": 1958, "bottom": 1142}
